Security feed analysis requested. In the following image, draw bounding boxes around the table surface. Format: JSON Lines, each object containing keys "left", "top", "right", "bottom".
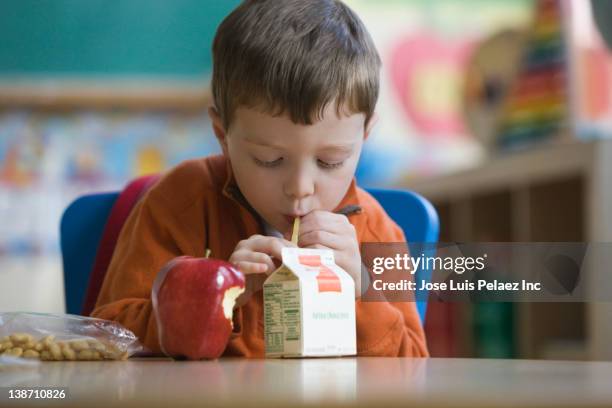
{"left": 2, "top": 357, "right": 612, "bottom": 408}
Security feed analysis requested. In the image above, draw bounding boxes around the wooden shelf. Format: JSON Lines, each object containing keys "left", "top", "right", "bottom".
{"left": 0, "top": 79, "right": 212, "bottom": 111}
{"left": 472, "top": 190, "right": 513, "bottom": 241}
{"left": 402, "top": 138, "right": 612, "bottom": 361}
{"left": 401, "top": 138, "right": 593, "bottom": 202}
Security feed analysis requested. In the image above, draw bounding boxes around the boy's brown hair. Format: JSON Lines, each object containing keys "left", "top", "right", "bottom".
{"left": 211, "top": 0, "right": 381, "bottom": 129}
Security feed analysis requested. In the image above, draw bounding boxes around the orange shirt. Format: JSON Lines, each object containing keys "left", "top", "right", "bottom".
{"left": 91, "top": 154, "right": 429, "bottom": 357}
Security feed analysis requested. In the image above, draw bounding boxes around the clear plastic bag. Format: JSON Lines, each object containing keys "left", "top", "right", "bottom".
{"left": 0, "top": 312, "right": 142, "bottom": 361}
{"left": 0, "top": 354, "right": 40, "bottom": 368}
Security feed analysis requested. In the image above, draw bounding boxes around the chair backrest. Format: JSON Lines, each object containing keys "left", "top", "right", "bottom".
{"left": 366, "top": 189, "right": 440, "bottom": 323}
{"left": 60, "top": 183, "right": 439, "bottom": 324}
{"left": 60, "top": 174, "right": 160, "bottom": 316}
{"left": 60, "top": 192, "right": 119, "bottom": 315}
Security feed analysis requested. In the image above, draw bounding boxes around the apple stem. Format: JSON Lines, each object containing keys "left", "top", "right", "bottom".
{"left": 205, "top": 248, "right": 211, "bottom": 259}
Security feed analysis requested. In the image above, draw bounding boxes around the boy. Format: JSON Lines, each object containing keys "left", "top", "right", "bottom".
{"left": 92, "top": 0, "right": 428, "bottom": 358}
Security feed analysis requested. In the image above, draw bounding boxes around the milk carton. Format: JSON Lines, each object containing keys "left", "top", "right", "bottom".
{"left": 263, "top": 247, "right": 357, "bottom": 357}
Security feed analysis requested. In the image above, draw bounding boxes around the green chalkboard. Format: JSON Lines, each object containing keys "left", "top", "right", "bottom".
{"left": 0, "top": 0, "right": 241, "bottom": 77}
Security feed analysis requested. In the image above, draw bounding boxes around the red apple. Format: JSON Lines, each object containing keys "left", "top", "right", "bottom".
{"left": 152, "top": 255, "right": 245, "bottom": 360}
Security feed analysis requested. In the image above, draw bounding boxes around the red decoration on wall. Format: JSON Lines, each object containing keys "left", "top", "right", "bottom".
{"left": 389, "top": 32, "right": 474, "bottom": 136}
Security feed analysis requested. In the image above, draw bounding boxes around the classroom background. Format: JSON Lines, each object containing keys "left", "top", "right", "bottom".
{"left": 1, "top": 0, "right": 611, "bottom": 361}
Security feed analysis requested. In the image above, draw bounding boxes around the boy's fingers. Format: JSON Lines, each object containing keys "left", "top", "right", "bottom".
{"left": 231, "top": 250, "right": 276, "bottom": 273}
{"left": 244, "top": 236, "right": 296, "bottom": 259}
{"left": 299, "top": 230, "right": 344, "bottom": 250}
{"left": 232, "top": 236, "right": 296, "bottom": 274}
{"left": 281, "top": 237, "right": 298, "bottom": 246}
{"left": 299, "top": 211, "right": 353, "bottom": 238}
{"left": 235, "top": 261, "right": 269, "bottom": 275}
{"left": 300, "top": 210, "right": 343, "bottom": 230}
{"left": 303, "top": 244, "right": 329, "bottom": 251}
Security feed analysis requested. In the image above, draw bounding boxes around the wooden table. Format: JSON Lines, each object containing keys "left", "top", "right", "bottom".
{"left": 2, "top": 357, "right": 612, "bottom": 407}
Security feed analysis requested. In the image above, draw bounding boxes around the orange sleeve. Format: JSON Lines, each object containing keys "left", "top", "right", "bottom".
{"left": 91, "top": 183, "right": 207, "bottom": 354}
{"left": 355, "top": 204, "right": 429, "bottom": 357}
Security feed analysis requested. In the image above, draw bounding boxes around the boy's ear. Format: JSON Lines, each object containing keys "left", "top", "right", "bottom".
{"left": 208, "top": 106, "right": 229, "bottom": 156}
{"left": 364, "top": 112, "right": 379, "bottom": 141}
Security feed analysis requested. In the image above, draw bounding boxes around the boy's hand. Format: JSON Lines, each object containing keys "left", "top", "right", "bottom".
{"left": 293, "top": 210, "right": 362, "bottom": 298}
{"left": 230, "top": 235, "right": 297, "bottom": 308}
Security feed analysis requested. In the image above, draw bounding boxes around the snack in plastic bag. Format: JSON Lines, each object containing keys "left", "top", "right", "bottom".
{"left": 0, "top": 312, "right": 142, "bottom": 361}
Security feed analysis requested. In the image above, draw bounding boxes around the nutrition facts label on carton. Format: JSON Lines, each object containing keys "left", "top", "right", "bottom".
{"left": 282, "top": 287, "right": 300, "bottom": 341}
{"left": 264, "top": 282, "right": 301, "bottom": 353}
{"left": 264, "top": 283, "right": 284, "bottom": 353}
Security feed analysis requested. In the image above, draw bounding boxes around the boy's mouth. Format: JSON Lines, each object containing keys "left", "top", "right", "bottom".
{"left": 283, "top": 214, "right": 304, "bottom": 224}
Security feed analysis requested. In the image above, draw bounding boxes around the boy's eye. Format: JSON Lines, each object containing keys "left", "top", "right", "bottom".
{"left": 253, "top": 157, "right": 283, "bottom": 168}
{"left": 317, "top": 159, "right": 344, "bottom": 170}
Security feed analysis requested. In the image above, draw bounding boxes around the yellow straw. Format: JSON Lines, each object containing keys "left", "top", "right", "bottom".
{"left": 291, "top": 217, "right": 300, "bottom": 245}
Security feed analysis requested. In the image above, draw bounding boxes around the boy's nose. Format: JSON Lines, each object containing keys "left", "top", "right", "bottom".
{"left": 284, "top": 170, "right": 315, "bottom": 200}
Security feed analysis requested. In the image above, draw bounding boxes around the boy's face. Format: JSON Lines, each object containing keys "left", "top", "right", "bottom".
{"left": 210, "top": 104, "right": 374, "bottom": 236}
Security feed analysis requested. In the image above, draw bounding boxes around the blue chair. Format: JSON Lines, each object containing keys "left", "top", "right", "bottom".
{"left": 61, "top": 187, "right": 439, "bottom": 324}
{"left": 366, "top": 189, "right": 439, "bottom": 324}
{"left": 61, "top": 192, "right": 120, "bottom": 315}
